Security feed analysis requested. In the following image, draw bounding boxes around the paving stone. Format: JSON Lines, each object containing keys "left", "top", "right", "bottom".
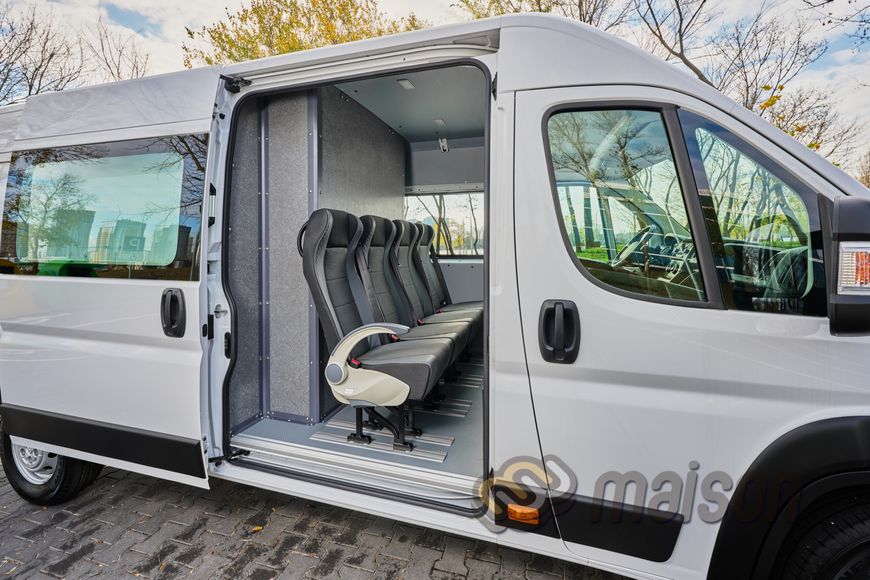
{"left": 340, "top": 533, "right": 390, "bottom": 571}
{"left": 496, "top": 547, "right": 531, "bottom": 579}
{"left": 221, "top": 542, "right": 270, "bottom": 578}
{"left": 527, "top": 553, "right": 565, "bottom": 576}
{"left": 404, "top": 544, "right": 441, "bottom": 579}
{"left": 466, "top": 556, "right": 500, "bottom": 580}
{"left": 370, "top": 554, "right": 409, "bottom": 580}
{"left": 433, "top": 535, "right": 473, "bottom": 576}
{"left": 379, "top": 524, "right": 422, "bottom": 560}
{"left": 0, "top": 468, "right": 622, "bottom": 580}
{"left": 258, "top": 531, "right": 309, "bottom": 568}
{"left": 273, "top": 553, "right": 319, "bottom": 579}
{"left": 185, "top": 552, "right": 234, "bottom": 580}
{"left": 469, "top": 540, "right": 501, "bottom": 565}
{"left": 336, "top": 564, "right": 373, "bottom": 579}
{"left": 90, "top": 529, "right": 150, "bottom": 565}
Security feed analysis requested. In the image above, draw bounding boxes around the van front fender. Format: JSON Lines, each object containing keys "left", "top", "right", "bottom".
{"left": 708, "top": 416, "right": 870, "bottom": 579}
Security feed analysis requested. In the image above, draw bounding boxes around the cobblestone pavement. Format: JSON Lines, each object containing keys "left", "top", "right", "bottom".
{"left": 0, "top": 468, "right": 628, "bottom": 579}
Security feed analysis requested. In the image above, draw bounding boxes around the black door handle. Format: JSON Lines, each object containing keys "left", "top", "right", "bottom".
{"left": 538, "top": 299, "right": 580, "bottom": 364}
{"left": 161, "top": 288, "right": 186, "bottom": 338}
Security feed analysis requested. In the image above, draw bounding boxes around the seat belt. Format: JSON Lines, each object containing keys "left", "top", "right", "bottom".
{"left": 355, "top": 246, "right": 390, "bottom": 344}
{"left": 413, "top": 245, "right": 438, "bottom": 311}
{"left": 430, "top": 246, "right": 452, "bottom": 306}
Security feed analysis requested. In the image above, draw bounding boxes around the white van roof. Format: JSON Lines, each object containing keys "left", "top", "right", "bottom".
{"left": 11, "top": 66, "right": 220, "bottom": 151}
{"left": 2, "top": 13, "right": 862, "bottom": 195}
{"left": 0, "top": 103, "right": 23, "bottom": 162}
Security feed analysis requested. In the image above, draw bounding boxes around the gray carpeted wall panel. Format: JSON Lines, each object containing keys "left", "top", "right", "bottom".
{"left": 319, "top": 86, "right": 405, "bottom": 218}
{"left": 266, "top": 94, "right": 311, "bottom": 418}
{"left": 227, "top": 101, "right": 262, "bottom": 429}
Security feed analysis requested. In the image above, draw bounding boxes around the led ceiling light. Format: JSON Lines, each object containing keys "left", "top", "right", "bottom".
{"left": 397, "top": 78, "right": 415, "bottom": 90}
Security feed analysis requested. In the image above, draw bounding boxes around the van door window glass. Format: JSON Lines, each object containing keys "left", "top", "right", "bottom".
{"left": 546, "top": 109, "right": 706, "bottom": 302}
{"left": 1, "top": 135, "right": 206, "bottom": 280}
{"left": 678, "top": 111, "right": 826, "bottom": 316}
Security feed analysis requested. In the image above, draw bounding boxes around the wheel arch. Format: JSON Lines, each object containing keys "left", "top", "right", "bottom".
{"left": 707, "top": 415, "right": 870, "bottom": 580}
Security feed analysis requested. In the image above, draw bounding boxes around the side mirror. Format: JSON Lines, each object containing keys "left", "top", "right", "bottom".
{"left": 823, "top": 194, "right": 870, "bottom": 336}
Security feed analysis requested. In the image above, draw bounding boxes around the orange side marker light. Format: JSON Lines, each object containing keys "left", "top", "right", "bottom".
{"left": 507, "top": 504, "right": 540, "bottom": 526}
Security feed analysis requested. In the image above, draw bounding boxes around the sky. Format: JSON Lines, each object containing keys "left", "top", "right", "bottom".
{"left": 8, "top": 0, "right": 870, "bottom": 172}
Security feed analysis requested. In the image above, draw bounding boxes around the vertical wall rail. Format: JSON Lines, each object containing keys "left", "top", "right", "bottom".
{"left": 307, "top": 89, "right": 321, "bottom": 422}
{"left": 258, "top": 99, "right": 272, "bottom": 417}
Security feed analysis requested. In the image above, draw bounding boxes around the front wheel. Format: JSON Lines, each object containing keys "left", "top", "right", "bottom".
{"left": 776, "top": 493, "right": 870, "bottom": 580}
{"left": 1, "top": 425, "right": 102, "bottom": 505}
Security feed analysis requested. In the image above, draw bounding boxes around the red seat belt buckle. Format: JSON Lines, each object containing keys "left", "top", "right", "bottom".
{"left": 417, "top": 319, "right": 425, "bottom": 325}
{"left": 349, "top": 358, "right": 362, "bottom": 368}
{"left": 389, "top": 334, "right": 400, "bottom": 342}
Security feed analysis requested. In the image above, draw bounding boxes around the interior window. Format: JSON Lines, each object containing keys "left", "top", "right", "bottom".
{"left": 546, "top": 108, "right": 706, "bottom": 302}
{"left": 404, "top": 192, "right": 484, "bottom": 257}
{"left": 679, "top": 110, "right": 826, "bottom": 316}
{"left": 0, "top": 135, "right": 206, "bottom": 280}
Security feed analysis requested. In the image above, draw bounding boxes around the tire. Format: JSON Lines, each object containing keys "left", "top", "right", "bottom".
{"left": 0, "top": 424, "right": 102, "bottom": 506}
{"left": 776, "top": 492, "right": 870, "bottom": 580}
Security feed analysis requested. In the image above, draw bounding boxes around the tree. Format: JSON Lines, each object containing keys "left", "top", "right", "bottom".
{"left": 632, "top": 1, "right": 861, "bottom": 164}
{"left": 455, "top": 0, "right": 632, "bottom": 31}
{"left": 632, "top": 0, "right": 714, "bottom": 83}
{"left": 183, "top": 0, "right": 425, "bottom": 67}
{"left": 0, "top": 6, "right": 85, "bottom": 105}
{"left": 857, "top": 150, "right": 870, "bottom": 189}
{"left": 802, "top": 0, "right": 869, "bottom": 46}
{"left": 85, "top": 18, "right": 150, "bottom": 83}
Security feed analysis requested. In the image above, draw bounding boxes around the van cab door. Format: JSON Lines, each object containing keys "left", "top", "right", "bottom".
{"left": 513, "top": 86, "right": 870, "bottom": 574}
{"left": 0, "top": 101, "right": 212, "bottom": 487}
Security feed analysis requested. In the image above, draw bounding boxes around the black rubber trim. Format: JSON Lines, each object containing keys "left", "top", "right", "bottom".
{"left": 708, "top": 416, "right": 870, "bottom": 580}
{"left": 0, "top": 404, "right": 206, "bottom": 479}
{"left": 493, "top": 482, "right": 682, "bottom": 562}
{"left": 557, "top": 495, "right": 683, "bottom": 562}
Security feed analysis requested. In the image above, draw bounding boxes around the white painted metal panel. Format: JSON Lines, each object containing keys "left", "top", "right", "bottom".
{"left": 0, "top": 104, "right": 23, "bottom": 162}
{"left": 439, "top": 259, "right": 484, "bottom": 303}
{"left": 0, "top": 277, "right": 203, "bottom": 439}
{"left": 513, "top": 85, "right": 870, "bottom": 579}
{"left": 13, "top": 67, "right": 220, "bottom": 150}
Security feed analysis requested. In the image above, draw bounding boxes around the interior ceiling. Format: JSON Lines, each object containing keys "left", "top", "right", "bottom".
{"left": 335, "top": 66, "right": 487, "bottom": 143}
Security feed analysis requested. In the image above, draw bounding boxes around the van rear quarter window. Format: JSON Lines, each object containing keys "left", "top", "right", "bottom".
{"left": 0, "top": 134, "right": 207, "bottom": 280}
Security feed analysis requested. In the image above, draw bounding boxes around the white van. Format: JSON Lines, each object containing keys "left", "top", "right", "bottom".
{"left": 0, "top": 13, "right": 869, "bottom": 580}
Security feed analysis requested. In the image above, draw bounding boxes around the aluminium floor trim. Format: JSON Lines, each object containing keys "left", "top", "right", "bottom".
{"left": 309, "top": 431, "right": 447, "bottom": 463}
{"left": 325, "top": 418, "right": 455, "bottom": 447}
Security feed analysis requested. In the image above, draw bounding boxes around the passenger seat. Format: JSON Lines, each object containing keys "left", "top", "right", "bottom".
{"left": 356, "top": 215, "right": 471, "bottom": 361}
{"left": 413, "top": 223, "right": 483, "bottom": 313}
{"left": 299, "top": 208, "right": 453, "bottom": 450}
{"left": 390, "top": 220, "right": 483, "bottom": 334}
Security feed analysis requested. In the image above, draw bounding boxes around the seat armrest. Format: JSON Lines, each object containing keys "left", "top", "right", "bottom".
{"left": 325, "top": 323, "right": 409, "bottom": 388}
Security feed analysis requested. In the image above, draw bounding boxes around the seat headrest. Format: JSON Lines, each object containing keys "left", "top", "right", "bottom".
{"left": 361, "top": 215, "right": 394, "bottom": 247}
{"left": 393, "top": 220, "right": 418, "bottom": 247}
{"left": 322, "top": 208, "right": 361, "bottom": 248}
{"left": 418, "top": 224, "right": 434, "bottom": 246}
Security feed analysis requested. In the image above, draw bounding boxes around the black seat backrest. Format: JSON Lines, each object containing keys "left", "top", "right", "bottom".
{"left": 391, "top": 220, "right": 437, "bottom": 319}
{"left": 413, "top": 224, "right": 449, "bottom": 309}
{"left": 300, "top": 208, "right": 372, "bottom": 353}
{"left": 358, "top": 215, "right": 413, "bottom": 328}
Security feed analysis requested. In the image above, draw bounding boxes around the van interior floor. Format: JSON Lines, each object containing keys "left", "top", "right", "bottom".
{"left": 230, "top": 358, "right": 485, "bottom": 502}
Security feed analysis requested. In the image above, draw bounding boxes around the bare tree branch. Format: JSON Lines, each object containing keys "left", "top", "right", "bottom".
{"left": 0, "top": 5, "right": 85, "bottom": 105}
{"left": 84, "top": 17, "right": 150, "bottom": 83}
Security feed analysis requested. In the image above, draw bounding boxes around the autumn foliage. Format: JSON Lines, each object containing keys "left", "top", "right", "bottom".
{"left": 182, "top": 0, "right": 424, "bottom": 67}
